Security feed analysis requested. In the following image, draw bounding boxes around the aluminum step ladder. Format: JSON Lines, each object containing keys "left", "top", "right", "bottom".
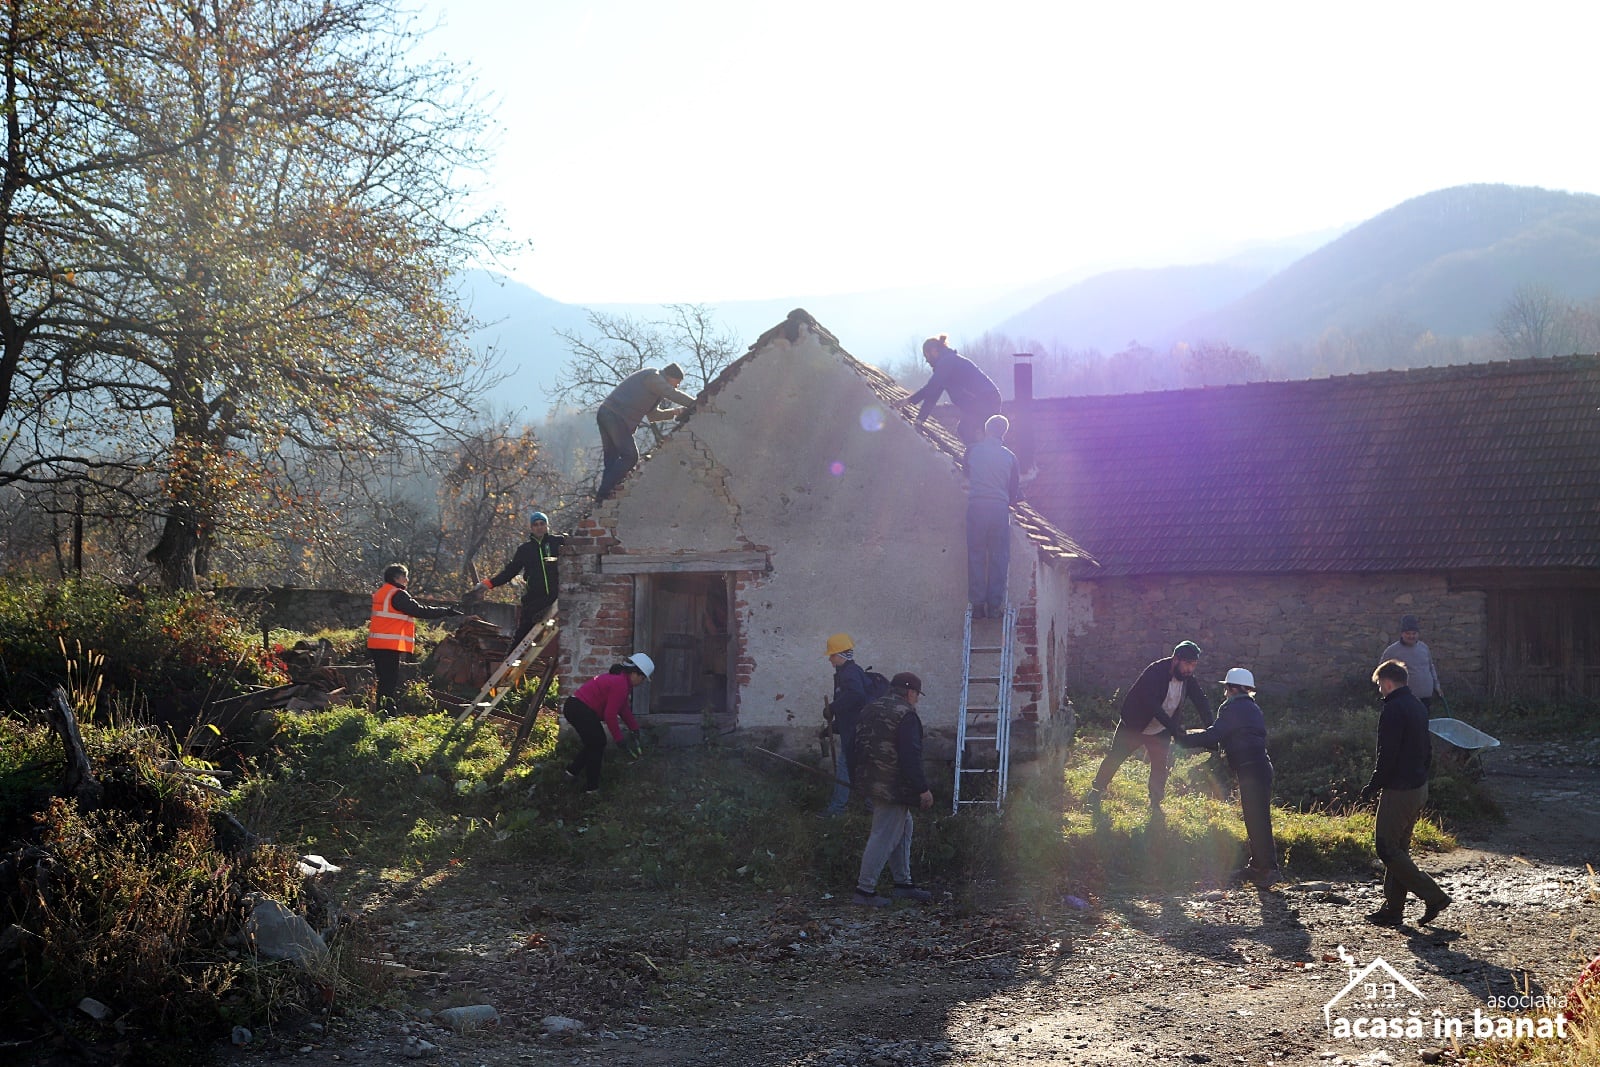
{"left": 457, "top": 603, "right": 559, "bottom": 726}
{"left": 952, "top": 603, "right": 1017, "bottom": 813}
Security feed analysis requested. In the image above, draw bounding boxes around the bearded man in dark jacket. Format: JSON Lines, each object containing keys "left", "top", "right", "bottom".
{"left": 1085, "top": 641, "right": 1212, "bottom": 814}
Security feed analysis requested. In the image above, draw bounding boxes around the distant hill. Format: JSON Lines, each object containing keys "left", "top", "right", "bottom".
{"left": 988, "top": 185, "right": 1600, "bottom": 358}
{"left": 459, "top": 185, "right": 1600, "bottom": 413}
{"left": 455, "top": 271, "right": 596, "bottom": 414}
{"left": 1185, "top": 185, "right": 1600, "bottom": 350}
{"left": 993, "top": 260, "right": 1281, "bottom": 353}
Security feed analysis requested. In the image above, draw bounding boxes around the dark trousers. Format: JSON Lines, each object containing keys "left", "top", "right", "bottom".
{"left": 563, "top": 696, "right": 608, "bottom": 789}
{"left": 1375, "top": 784, "right": 1448, "bottom": 910}
{"left": 1092, "top": 722, "right": 1173, "bottom": 804}
{"left": 1235, "top": 762, "right": 1277, "bottom": 873}
{"left": 825, "top": 716, "right": 858, "bottom": 814}
{"left": 965, "top": 501, "right": 1011, "bottom": 613}
{"left": 511, "top": 593, "right": 558, "bottom": 649}
{"left": 956, "top": 405, "right": 999, "bottom": 445}
{"left": 595, "top": 407, "right": 639, "bottom": 502}
{"left": 370, "top": 648, "right": 402, "bottom": 714}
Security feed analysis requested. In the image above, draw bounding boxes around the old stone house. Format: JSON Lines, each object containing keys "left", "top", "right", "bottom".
{"left": 1003, "top": 352, "right": 1600, "bottom": 702}
{"left": 560, "top": 310, "right": 1091, "bottom": 754}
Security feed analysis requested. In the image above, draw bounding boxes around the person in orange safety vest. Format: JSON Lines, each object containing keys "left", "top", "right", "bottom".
{"left": 367, "top": 563, "right": 463, "bottom": 715}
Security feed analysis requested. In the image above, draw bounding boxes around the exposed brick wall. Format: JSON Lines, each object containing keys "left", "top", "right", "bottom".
{"left": 562, "top": 515, "right": 631, "bottom": 683}
{"left": 1011, "top": 570, "right": 1043, "bottom": 721}
{"left": 730, "top": 569, "right": 767, "bottom": 702}
{"left": 1066, "top": 572, "right": 1487, "bottom": 700}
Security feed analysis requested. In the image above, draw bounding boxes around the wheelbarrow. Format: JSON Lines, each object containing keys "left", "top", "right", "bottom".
{"left": 1428, "top": 716, "right": 1500, "bottom": 779}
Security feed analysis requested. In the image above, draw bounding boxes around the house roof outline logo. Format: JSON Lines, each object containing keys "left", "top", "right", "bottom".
{"left": 1323, "top": 951, "right": 1427, "bottom": 1030}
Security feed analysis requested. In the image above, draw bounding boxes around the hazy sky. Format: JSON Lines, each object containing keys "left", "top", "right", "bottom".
{"left": 411, "top": 0, "right": 1600, "bottom": 305}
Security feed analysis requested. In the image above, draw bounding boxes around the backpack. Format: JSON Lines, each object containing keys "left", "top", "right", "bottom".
{"left": 862, "top": 669, "right": 891, "bottom": 705}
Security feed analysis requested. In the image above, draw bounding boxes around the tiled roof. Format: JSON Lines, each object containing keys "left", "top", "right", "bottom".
{"left": 696, "top": 309, "right": 1095, "bottom": 568}
{"left": 1012, "top": 354, "right": 1600, "bottom": 577}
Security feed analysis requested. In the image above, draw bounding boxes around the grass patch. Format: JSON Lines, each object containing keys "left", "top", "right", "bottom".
{"left": 234, "top": 697, "right": 560, "bottom": 869}
{"left": 1039, "top": 728, "right": 1455, "bottom": 896}
{"left": 1467, "top": 954, "right": 1599, "bottom": 1065}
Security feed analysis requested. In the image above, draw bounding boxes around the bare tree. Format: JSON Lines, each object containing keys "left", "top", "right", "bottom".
{"left": 1177, "top": 340, "right": 1264, "bottom": 388}
{"left": 548, "top": 303, "right": 741, "bottom": 410}
{"left": 547, "top": 304, "right": 741, "bottom": 493}
{"left": 1, "top": 0, "right": 507, "bottom": 590}
{"left": 438, "top": 419, "right": 561, "bottom": 586}
{"left": 1496, "top": 283, "right": 1575, "bottom": 360}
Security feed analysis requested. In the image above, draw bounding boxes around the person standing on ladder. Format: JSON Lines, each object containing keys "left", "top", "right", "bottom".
{"left": 367, "top": 563, "right": 463, "bottom": 716}
{"left": 962, "top": 414, "right": 1022, "bottom": 619}
{"left": 470, "top": 511, "right": 566, "bottom": 648}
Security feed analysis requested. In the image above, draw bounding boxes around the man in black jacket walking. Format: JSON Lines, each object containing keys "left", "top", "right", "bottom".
{"left": 1085, "top": 641, "right": 1212, "bottom": 813}
{"left": 1362, "top": 659, "right": 1451, "bottom": 927}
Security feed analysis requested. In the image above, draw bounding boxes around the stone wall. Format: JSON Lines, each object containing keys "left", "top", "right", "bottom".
{"left": 1065, "top": 572, "right": 1486, "bottom": 701}
{"left": 215, "top": 587, "right": 516, "bottom": 637}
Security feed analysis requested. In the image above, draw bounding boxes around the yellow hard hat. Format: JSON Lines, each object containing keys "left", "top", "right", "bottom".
{"left": 824, "top": 633, "right": 854, "bottom": 657}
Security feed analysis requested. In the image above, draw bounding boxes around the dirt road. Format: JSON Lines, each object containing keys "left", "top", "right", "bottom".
{"left": 230, "top": 739, "right": 1599, "bottom": 1067}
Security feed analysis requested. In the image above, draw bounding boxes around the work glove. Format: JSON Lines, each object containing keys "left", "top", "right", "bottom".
{"left": 1359, "top": 784, "right": 1379, "bottom": 805}
{"left": 624, "top": 730, "right": 643, "bottom": 759}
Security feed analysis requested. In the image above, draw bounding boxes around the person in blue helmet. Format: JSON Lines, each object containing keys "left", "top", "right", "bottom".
{"left": 470, "top": 511, "right": 566, "bottom": 647}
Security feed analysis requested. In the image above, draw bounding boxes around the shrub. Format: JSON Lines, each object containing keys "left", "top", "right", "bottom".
{"left": 0, "top": 579, "right": 286, "bottom": 714}
{"left": 0, "top": 719, "right": 319, "bottom": 1051}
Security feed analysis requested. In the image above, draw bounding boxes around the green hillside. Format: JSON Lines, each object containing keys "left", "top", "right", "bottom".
{"left": 1189, "top": 184, "right": 1600, "bottom": 348}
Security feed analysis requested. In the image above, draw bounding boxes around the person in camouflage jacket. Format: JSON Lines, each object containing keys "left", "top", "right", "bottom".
{"left": 849, "top": 672, "right": 934, "bottom": 907}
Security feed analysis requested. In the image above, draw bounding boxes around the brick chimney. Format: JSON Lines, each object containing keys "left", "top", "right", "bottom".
{"left": 1013, "top": 352, "right": 1034, "bottom": 401}
{"left": 1009, "top": 353, "right": 1036, "bottom": 474}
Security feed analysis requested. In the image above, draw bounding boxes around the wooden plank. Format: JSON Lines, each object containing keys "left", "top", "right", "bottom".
{"left": 204, "top": 683, "right": 305, "bottom": 716}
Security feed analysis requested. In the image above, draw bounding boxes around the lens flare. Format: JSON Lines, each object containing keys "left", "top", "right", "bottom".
{"left": 859, "top": 406, "right": 885, "bottom": 432}
{"left": 828, "top": 461, "right": 846, "bottom": 477}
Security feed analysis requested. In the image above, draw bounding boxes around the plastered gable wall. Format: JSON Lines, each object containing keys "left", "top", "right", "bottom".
{"left": 1065, "top": 572, "right": 1486, "bottom": 700}
{"left": 572, "top": 328, "right": 1048, "bottom": 749}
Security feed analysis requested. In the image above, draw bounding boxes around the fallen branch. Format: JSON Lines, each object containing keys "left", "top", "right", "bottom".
{"left": 47, "top": 687, "right": 101, "bottom": 808}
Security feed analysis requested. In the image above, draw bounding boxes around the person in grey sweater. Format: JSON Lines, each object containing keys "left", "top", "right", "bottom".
{"left": 595, "top": 362, "right": 698, "bottom": 501}
{"left": 1380, "top": 613, "right": 1443, "bottom": 709}
{"left": 961, "top": 414, "right": 1022, "bottom": 619}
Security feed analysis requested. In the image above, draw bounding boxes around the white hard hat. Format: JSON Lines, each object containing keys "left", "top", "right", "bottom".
{"left": 627, "top": 652, "right": 656, "bottom": 678}
{"left": 1221, "top": 667, "right": 1256, "bottom": 689}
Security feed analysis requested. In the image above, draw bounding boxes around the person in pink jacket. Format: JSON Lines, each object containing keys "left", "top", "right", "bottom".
{"left": 563, "top": 654, "right": 654, "bottom": 791}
